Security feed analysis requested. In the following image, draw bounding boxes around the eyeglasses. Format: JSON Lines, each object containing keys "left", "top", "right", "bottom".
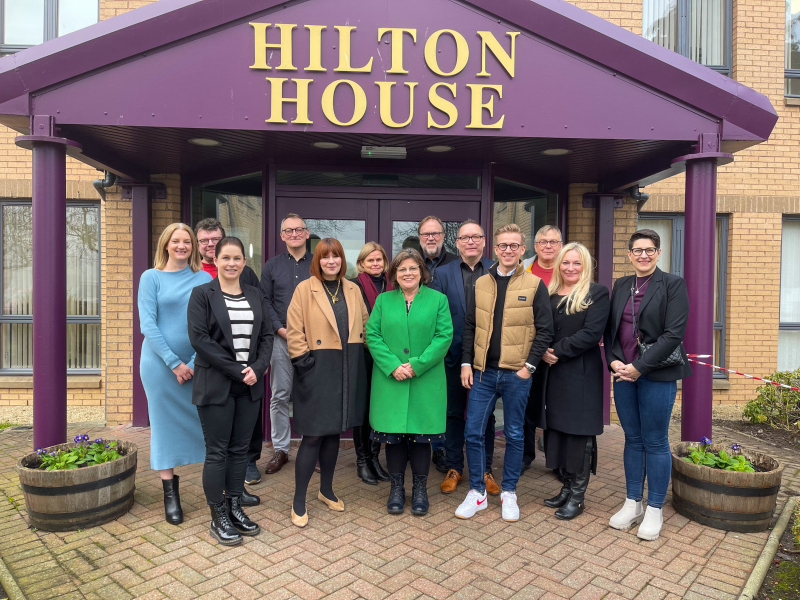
{"left": 536, "top": 240, "right": 562, "bottom": 247}
{"left": 419, "top": 231, "right": 443, "bottom": 239}
{"left": 630, "top": 247, "right": 659, "bottom": 256}
{"left": 281, "top": 227, "right": 307, "bottom": 236}
{"left": 397, "top": 266, "right": 420, "bottom": 274}
{"left": 198, "top": 237, "right": 222, "bottom": 246}
{"left": 496, "top": 243, "right": 521, "bottom": 251}
{"left": 457, "top": 235, "right": 485, "bottom": 243}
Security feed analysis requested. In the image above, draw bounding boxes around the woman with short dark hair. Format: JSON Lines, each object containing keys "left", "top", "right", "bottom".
{"left": 188, "top": 237, "right": 274, "bottom": 545}
{"left": 604, "top": 229, "right": 692, "bottom": 541}
{"left": 366, "top": 248, "right": 452, "bottom": 516}
{"left": 286, "top": 238, "right": 370, "bottom": 527}
{"left": 349, "top": 242, "right": 393, "bottom": 485}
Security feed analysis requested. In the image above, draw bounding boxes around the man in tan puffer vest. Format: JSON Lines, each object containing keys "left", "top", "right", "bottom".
{"left": 454, "top": 224, "right": 554, "bottom": 523}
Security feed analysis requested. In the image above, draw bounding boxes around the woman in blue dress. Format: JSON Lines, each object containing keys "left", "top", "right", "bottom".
{"left": 138, "top": 223, "right": 212, "bottom": 525}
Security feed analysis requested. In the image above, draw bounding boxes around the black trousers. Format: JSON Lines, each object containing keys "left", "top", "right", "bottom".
{"left": 197, "top": 392, "right": 262, "bottom": 505}
{"left": 444, "top": 364, "right": 495, "bottom": 473}
{"left": 522, "top": 367, "right": 547, "bottom": 464}
{"left": 247, "top": 403, "right": 263, "bottom": 463}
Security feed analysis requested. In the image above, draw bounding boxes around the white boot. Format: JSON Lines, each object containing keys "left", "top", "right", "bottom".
{"left": 636, "top": 506, "right": 663, "bottom": 541}
{"left": 608, "top": 498, "right": 644, "bottom": 530}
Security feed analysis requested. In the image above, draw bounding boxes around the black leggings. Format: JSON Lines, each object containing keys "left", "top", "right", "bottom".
{"left": 385, "top": 439, "right": 430, "bottom": 476}
{"left": 196, "top": 393, "right": 261, "bottom": 505}
{"left": 293, "top": 434, "right": 340, "bottom": 516}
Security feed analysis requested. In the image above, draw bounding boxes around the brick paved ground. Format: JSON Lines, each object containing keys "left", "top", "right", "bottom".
{"left": 0, "top": 421, "right": 796, "bottom": 600}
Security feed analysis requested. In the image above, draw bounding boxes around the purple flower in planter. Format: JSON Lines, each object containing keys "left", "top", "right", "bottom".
{"left": 73, "top": 435, "right": 83, "bottom": 443}
{"left": 700, "top": 436, "right": 712, "bottom": 446}
{"left": 731, "top": 443, "right": 742, "bottom": 454}
{"left": 81, "top": 434, "right": 90, "bottom": 442}
{"left": 35, "top": 448, "right": 44, "bottom": 455}
{"left": 105, "top": 445, "right": 110, "bottom": 449}
{"left": 94, "top": 439, "right": 103, "bottom": 444}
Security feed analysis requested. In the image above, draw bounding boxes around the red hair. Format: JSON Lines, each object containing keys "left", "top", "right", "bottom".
{"left": 310, "top": 238, "right": 347, "bottom": 280}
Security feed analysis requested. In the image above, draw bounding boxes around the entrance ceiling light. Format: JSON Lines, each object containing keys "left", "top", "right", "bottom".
{"left": 541, "top": 148, "right": 572, "bottom": 156}
{"left": 425, "top": 145, "right": 454, "bottom": 153}
{"left": 188, "top": 138, "right": 221, "bottom": 147}
{"left": 361, "top": 146, "right": 407, "bottom": 159}
{"left": 313, "top": 141, "right": 341, "bottom": 149}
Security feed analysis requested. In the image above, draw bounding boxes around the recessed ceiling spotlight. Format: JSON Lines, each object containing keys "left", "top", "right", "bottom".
{"left": 188, "top": 138, "right": 221, "bottom": 147}
{"left": 425, "top": 145, "right": 454, "bottom": 153}
{"left": 313, "top": 141, "right": 341, "bottom": 149}
{"left": 541, "top": 148, "right": 572, "bottom": 156}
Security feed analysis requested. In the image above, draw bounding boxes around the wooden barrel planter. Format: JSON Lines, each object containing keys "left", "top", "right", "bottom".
{"left": 16, "top": 441, "right": 137, "bottom": 532}
{"left": 671, "top": 442, "right": 783, "bottom": 533}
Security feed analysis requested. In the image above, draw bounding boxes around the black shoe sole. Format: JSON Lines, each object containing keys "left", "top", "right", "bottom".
{"left": 555, "top": 508, "right": 584, "bottom": 520}
{"left": 543, "top": 500, "right": 568, "bottom": 508}
{"left": 210, "top": 527, "right": 242, "bottom": 546}
{"left": 240, "top": 499, "right": 261, "bottom": 507}
{"left": 165, "top": 516, "right": 183, "bottom": 525}
{"left": 387, "top": 506, "right": 404, "bottom": 514}
{"left": 233, "top": 525, "right": 261, "bottom": 536}
{"left": 361, "top": 479, "right": 379, "bottom": 485}
{"left": 411, "top": 508, "right": 428, "bottom": 516}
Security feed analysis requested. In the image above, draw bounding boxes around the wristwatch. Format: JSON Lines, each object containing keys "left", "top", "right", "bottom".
{"left": 525, "top": 363, "right": 536, "bottom": 374}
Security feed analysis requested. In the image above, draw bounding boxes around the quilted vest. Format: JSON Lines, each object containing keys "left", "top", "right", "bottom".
{"left": 472, "top": 266, "right": 542, "bottom": 372}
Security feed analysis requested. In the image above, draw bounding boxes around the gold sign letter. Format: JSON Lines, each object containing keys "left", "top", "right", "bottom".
{"left": 376, "top": 81, "right": 418, "bottom": 128}
{"left": 477, "top": 31, "right": 519, "bottom": 77}
{"left": 424, "top": 29, "right": 469, "bottom": 77}
{"left": 334, "top": 26, "right": 374, "bottom": 72}
{"left": 466, "top": 84, "right": 504, "bottom": 129}
{"left": 428, "top": 83, "right": 458, "bottom": 129}
{"left": 322, "top": 80, "right": 368, "bottom": 126}
{"left": 377, "top": 28, "right": 417, "bottom": 74}
{"left": 249, "top": 23, "right": 297, "bottom": 71}
{"left": 305, "top": 25, "right": 327, "bottom": 72}
{"left": 265, "top": 78, "right": 313, "bottom": 124}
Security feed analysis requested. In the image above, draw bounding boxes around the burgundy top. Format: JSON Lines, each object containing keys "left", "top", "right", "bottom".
{"left": 618, "top": 276, "right": 652, "bottom": 365}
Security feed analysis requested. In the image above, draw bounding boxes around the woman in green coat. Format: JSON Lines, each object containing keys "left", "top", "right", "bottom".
{"left": 367, "top": 248, "right": 453, "bottom": 517}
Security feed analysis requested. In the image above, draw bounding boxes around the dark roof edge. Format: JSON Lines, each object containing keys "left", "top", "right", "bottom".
{"left": 0, "top": 0, "right": 777, "bottom": 141}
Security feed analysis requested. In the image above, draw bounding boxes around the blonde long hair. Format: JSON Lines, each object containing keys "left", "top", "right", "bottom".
{"left": 154, "top": 223, "right": 203, "bottom": 272}
{"left": 548, "top": 242, "right": 594, "bottom": 315}
{"left": 355, "top": 241, "right": 389, "bottom": 274}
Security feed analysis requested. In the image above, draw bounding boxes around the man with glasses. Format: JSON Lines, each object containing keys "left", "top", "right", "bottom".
{"left": 195, "top": 219, "right": 263, "bottom": 498}
{"left": 258, "top": 213, "right": 312, "bottom": 476}
{"left": 417, "top": 215, "right": 457, "bottom": 471}
{"left": 456, "top": 224, "right": 553, "bottom": 522}
{"left": 431, "top": 220, "right": 500, "bottom": 497}
{"left": 521, "top": 225, "right": 563, "bottom": 474}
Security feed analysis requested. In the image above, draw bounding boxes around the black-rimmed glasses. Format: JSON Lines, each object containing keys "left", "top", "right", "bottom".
{"left": 496, "top": 242, "right": 521, "bottom": 251}
{"left": 281, "top": 227, "right": 308, "bottom": 236}
{"left": 630, "top": 247, "right": 659, "bottom": 256}
{"left": 457, "top": 235, "right": 485, "bottom": 243}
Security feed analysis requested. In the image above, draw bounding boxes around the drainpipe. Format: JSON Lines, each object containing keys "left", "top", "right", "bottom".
{"left": 92, "top": 170, "right": 117, "bottom": 201}
{"left": 627, "top": 185, "right": 650, "bottom": 210}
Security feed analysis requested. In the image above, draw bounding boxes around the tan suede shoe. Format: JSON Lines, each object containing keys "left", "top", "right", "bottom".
{"left": 440, "top": 469, "right": 462, "bottom": 494}
{"left": 484, "top": 472, "right": 500, "bottom": 496}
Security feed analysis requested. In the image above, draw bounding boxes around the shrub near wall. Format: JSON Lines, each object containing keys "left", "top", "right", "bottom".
{"left": 743, "top": 369, "right": 800, "bottom": 432}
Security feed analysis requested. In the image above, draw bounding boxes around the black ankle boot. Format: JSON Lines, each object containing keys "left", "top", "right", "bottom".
{"left": 387, "top": 473, "right": 405, "bottom": 514}
{"left": 555, "top": 439, "right": 594, "bottom": 520}
{"left": 240, "top": 488, "right": 261, "bottom": 507}
{"left": 357, "top": 460, "right": 378, "bottom": 485}
{"left": 371, "top": 442, "right": 390, "bottom": 482}
{"left": 226, "top": 496, "right": 260, "bottom": 536}
{"left": 411, "top": 474, "right": 429, "bottom": 516}
{"left": 544, "top": 479, "right": 571, "bottom": 508}
{"left": 209, "top": 501, "right": 242, "bottom": 545}
{"left": 162, "top": 475, "right": 183, "bottom": 525}
{"left": 354, "top": 426, "right": 378, "bottom": 485}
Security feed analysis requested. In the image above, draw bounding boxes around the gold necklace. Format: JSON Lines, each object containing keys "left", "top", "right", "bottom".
{"left": 323, "top": 279, "right": 341, "bottom": 304}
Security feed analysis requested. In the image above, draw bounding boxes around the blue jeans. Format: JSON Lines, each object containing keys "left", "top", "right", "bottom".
{"left": 613, "top": 376, "right": 677, "bottom": 508}
{"left": 444, "top": 364, "right": 494, "bottom": 473}
{"left": 465, "top": 367, "right": 532, "bottom": 493}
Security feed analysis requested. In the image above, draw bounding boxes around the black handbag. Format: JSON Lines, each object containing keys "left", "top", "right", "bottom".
{"left": 630, "top": 286, "right": 685, "bottom": 368}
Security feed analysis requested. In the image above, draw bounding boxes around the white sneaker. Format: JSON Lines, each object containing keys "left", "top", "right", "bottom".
{"left": 608, "top": 498, "right": 644, "bottom": 530}
{"left": 455, "top": 489, "right": 488, "bottom": 519}
{"left": 636, "top": 506, "right": 663, "bottom": 541}
{"left": 500, "top": 491, "right": 519, "bottom": 522}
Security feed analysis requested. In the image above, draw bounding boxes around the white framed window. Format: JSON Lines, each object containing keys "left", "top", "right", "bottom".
{"left": 0, "top": 0, "right": 98, "bottom": 56}
{"left": 779, "top": 218, "right": 800, "bottom": 371}
{"left": 787, "top": 0, "right": 800, "bottom": 96}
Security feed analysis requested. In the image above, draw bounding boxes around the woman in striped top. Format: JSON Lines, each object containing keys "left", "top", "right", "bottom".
{"left": 188, "top": 237, "right": 274, "bottom": 546}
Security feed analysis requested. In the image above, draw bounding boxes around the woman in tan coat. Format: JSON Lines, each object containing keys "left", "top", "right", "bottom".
{"left": 286, "top": 238, "right": 370, "bottom": 527}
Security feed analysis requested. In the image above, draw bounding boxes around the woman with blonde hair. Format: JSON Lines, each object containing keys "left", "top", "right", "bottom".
{"left": 349, "top": 241, "right": 392, "bottom": 484}
{"left": 540, "top": 242, "right": 610, "bottom": 520}
{"left": 138, "top": 223, "right": 211, "bottom": 525}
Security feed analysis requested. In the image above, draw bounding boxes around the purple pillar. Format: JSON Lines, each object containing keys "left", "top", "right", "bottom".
{"left": 594, "top": 195, "right": 616, "bottom": 426}
{"left": 672, "top": 141, "right": 732, "bottom": 442}
{"left": 131, "top": 185, "right": 152, "bottom": 427}
{"left": 16, "top": 118, "right": 82, "bottom": 450}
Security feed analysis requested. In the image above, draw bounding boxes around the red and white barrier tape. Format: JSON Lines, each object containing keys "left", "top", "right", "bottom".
{"left": 686, "top": 355, "right": 800, "bottom": 392}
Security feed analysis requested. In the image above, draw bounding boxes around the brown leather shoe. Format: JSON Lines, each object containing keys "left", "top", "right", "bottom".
{"left": 440, "top": 469, "right": 462, "bottom": 494}
{"left": 484, "top": 472, "right": 500, "bottom": 496}
{"left": 264, "top": 450, "right": 288, "bottom": 474}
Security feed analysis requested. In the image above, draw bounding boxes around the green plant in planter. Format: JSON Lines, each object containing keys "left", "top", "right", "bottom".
{"left": 743, "top": 368, "right": 800, "bottom": 430}
{"left": 683, "top": 438, "right": 755, "bottom": 472}
{"left": 36, "top": 435, "right": 122, "bottom": 471}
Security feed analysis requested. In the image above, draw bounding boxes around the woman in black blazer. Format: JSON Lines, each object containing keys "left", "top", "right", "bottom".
{"left": 540, "top": 243, "right": 610, "bottom": 521}
{"left": 603, "top": 229, "right": 691, "bottom": 542}
{"left": 188, "top": 237, "right": 274, "bottom": 546}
